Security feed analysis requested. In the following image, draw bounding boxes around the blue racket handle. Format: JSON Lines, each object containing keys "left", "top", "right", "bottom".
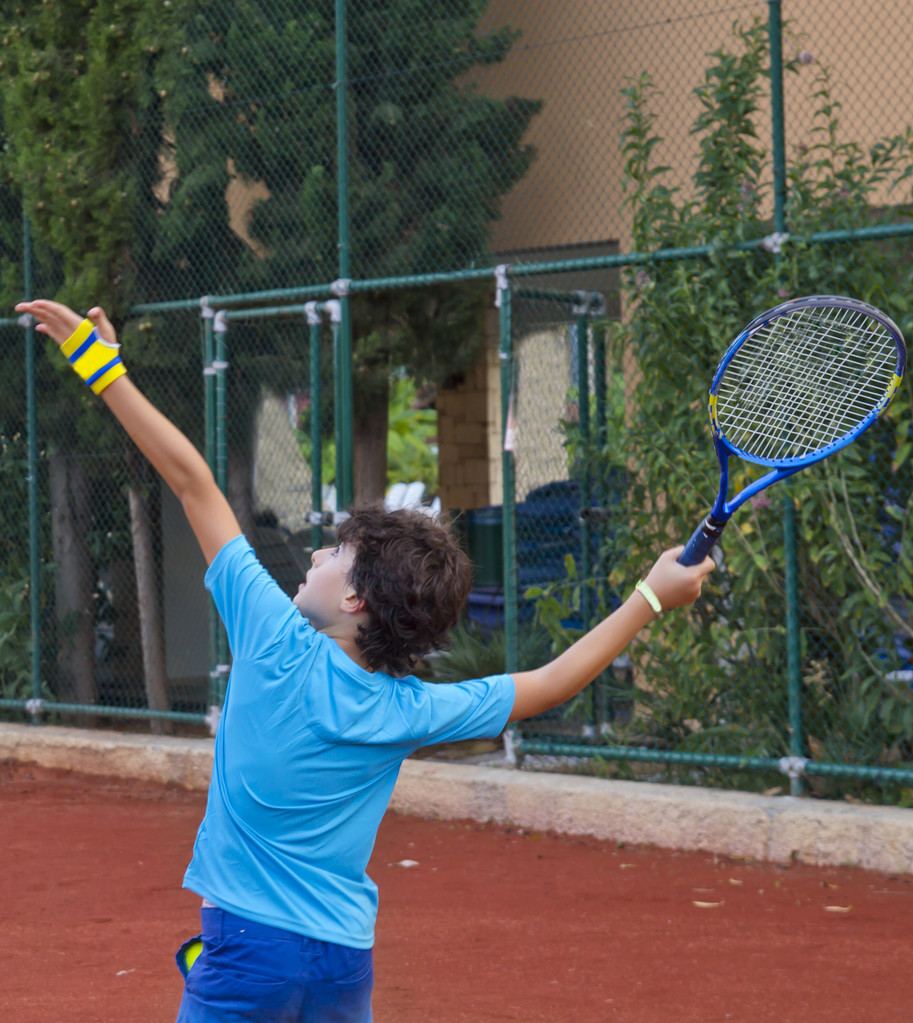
{"left": 678, "top": 514, "right": 728, "bottom": 566}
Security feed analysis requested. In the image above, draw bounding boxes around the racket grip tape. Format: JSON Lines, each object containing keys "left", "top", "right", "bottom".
{"left": 678, "top": 514, "right": 728, "bottom": 566}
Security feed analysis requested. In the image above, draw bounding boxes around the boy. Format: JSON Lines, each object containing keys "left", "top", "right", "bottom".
{"left": 17, "top": 299, "right": 713, "bottom": 1023}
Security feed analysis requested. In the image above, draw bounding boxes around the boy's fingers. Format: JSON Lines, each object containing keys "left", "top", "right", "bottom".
{"left": 87, "top": 306, "right": 117, "bottom": 345}
{"left": 15, "top": 301, "right": 81, "bottom": 344}
{"left": 15, "top": 300, "right": 112, "bottom": 347}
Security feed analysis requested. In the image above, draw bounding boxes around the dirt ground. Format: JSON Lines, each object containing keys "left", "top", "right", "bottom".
{"left": 1, "top": 759, "right": 911, "bottom": 1022}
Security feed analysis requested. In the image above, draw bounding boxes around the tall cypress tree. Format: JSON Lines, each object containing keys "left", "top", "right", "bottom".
{"left": 163, "top": 0, "right": 541, "bottom": 499}
{"left": 0, "top": 0, "right": 207, "bottom": 720}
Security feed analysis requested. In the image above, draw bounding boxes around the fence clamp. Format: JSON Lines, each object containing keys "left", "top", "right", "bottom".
{"left": 203, "top": 359, "right": 229, "bottom": 377}
{"left": 494, "top": 263, "right": 511, "bottom": 308}
{"left": 25, "top": 698, "right": 45, "bottom": 718}
{"left": 760, "top": 232, "right": 790, "bottom": 255}
{"left": 304, "top": 301, "right": 322, "bottom": 327}
{"left": 330, "top": 278, "right": 351, "bottom": 297}
{"left": 205, "top": 704, "right": 222, "bottom": 737}
{"left": 778, "top": 755, "right": 808, "bottom": 780}
{"left": 502, "top": 728, "right": 519, "bottom": 767}
{"left": 200, "top": 295, "right": 215, "bottom": 319}
{"left": 571, "top": 289, "right": 606, "bottom": 317}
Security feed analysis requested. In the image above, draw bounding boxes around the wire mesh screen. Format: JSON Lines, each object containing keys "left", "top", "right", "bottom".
{"left": 0, "top": 310, "right": 213, "bottom": 728}
{"left": 0, "top": 0, "right": 912, "bottom": 800}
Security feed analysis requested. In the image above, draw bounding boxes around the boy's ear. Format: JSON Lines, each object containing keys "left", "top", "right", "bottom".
{"left": 340, "top": 586, "right": 366, "bottom": 616}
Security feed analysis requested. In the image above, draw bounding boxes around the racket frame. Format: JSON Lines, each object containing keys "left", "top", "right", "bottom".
{"left": 679, "top": 295, "right": 906, "bottom": 566}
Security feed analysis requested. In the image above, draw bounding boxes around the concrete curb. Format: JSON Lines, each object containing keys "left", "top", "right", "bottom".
{"left": 2, "top": 723, "right": 911, "bottom": 874}
{"left": 0, "top": 723, "right": 214, "bottom": 791}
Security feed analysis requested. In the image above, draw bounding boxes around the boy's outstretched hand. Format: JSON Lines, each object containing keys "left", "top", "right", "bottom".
{"left": 641, "top": 546, "right": 714, "bottom": 612}
{"left": 15, "top": 300, "right": 117, "bottom": 349}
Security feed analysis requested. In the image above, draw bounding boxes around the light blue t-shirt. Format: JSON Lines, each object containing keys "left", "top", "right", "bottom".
{"left": 183, "top": 535, "right": 515, "bottom": 949}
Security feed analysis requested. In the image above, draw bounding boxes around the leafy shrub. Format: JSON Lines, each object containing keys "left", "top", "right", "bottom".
{"left": 528, "top": 20, "right": 913, "bottom": 800}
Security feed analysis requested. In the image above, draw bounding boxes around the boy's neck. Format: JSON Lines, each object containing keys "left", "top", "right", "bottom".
{"left": 322, "top": 627, "right": 374, "bottom": 673}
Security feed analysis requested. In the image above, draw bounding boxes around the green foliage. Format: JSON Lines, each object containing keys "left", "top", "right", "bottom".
{"left": 298, "top": 374, "right": 439, "bottom": 493}
{"left": 385, "top": 378, "right": 438, "bottom": 493}
{"left": 533, "top": 20, "right": 913, "bottom": 799}
{"left": 0, "top": 432, "right": 48, "bottom": 703}
{"left": 0, "top": 0, "right": 170, "bottom": 317}
{"left": 428, "top": 620, "right": 552, "bottom": 684}
{"left": 0, "top": 575, "right": 30, "bottom": 700}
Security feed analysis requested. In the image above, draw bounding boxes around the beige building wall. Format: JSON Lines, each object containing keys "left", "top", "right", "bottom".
{"left": 474, "top": 1, "right": 913, "bottom": 256}
{"left": 436, "top": 308, "right": 503, "bottom": 513}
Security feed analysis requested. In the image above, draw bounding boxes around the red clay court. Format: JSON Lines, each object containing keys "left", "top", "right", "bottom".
{"left": 1, "top": 759, "right": 910, "bottom": 1023}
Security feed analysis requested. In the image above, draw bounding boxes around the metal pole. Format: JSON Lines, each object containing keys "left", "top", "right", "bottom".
{"left": 213, "top": 313, "right": 230, "bottom": 702}
{"left": 203, "top": 308, "right": 228, "bottom": 716}
{"left": 335, "top": 0, "right": 354, "bottom": 509}
{"left": 332, "top": 315, "right": 344, "bottom": 510}
{"left": 768, "top": 0, "right": 787, "bottom": 237}
{"left": 202, "top": 308, "right": 216, "bottom": 703}
{"left": 214, "top": 313, "right": 228, "bottom": 496}
{"left": 23, "top": 212, "right": 42, "bottom": 722}
{"left": 497, "top": 269, "right": 518, "bottom": 674}
{"left": 129, "top": 221, "right": 913, "bottom": 320}
{"left": 575, "top": 314, "right": 593, "bottom": 630}
{"left": 768, "top": 0, "right": 804, "bottom": 795}
{"left": 592, "top": 319, "right": 607, "bottom": 572}
{"left": 306, "top": 303, "right": 325, "bottom": 550}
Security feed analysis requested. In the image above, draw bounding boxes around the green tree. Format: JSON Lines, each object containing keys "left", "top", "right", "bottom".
{"left": 0, "top": 0, "right": 236, "bottom": 721}
{"left": 164, "top": 0, "right": 541, "bottom": 500}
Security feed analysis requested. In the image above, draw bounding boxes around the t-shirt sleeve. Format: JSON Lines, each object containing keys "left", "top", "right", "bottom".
{"left": 416, "top": 673, "right": 515, "bottom": 747}
{"left": 204, "top": 534, "right": 304, "bottom": 662}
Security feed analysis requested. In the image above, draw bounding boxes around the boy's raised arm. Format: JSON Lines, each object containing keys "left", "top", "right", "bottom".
{"left": 17, "top": 300, "right": 242, "bottom": 565}
{"left": 508, "top": 547, "right": 713, "bottom": 722}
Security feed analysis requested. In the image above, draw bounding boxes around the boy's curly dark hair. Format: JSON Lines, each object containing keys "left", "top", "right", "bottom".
{"left": 337, "top": 505, "right": 473, "bottom": 677}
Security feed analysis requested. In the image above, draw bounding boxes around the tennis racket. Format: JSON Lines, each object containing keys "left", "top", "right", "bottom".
{"left": 678, "top": 294, "right": 907, "bottom": 566}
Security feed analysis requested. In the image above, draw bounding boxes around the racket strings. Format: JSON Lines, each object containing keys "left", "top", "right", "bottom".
{"left": 715, "top": 304, "right": 899, "bottom": 462}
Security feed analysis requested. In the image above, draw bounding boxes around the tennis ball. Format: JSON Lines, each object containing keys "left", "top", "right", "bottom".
{"left": 183, "top": 939, "right": 204, "bottom": 973}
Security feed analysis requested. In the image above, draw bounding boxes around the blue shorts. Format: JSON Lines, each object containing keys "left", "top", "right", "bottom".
{"left": 175, "top": 907, "right": 373, "bottom": 1023}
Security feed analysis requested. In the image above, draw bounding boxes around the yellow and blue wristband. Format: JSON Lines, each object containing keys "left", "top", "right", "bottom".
{"left": 60, "top": 318, "right": 127, "bottom": 395}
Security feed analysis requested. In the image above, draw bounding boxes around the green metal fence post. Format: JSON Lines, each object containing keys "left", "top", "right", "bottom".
{"left": 305, "top": 302, "right": 325, "bottom": 551}
{"left": 22, "top": 212, "right": 42, "bottom": 723}
{"left": 201, "top": 301, "right": 218, "bottom": 712}
{"left": 768, "top": 0, "right": 805, "bottom": 795}
{"left": 497, "top": 266, "right": 519, "bottom": 677}
{"left": 592, "top": 316, "right": 608, "bottom": 581}
{"left": 575, "top": 310, "right": 593, "bottom": 630}
{"left": 203, "top": 306, "right": 229, "bottom": 726}
{"left": 334, "top": 0, "right": 354, "bottom": 511}
{"left": 768, "top": 0, "right": 787, "bottom": 230}
{"left": 328, "top": 300, "right": 346, "bottom": 518}
{"left": 335, "top": 289, "right": 354, "bottom": 511}
{"left": 214, "top": 311, "right": 230, "bottom": 693}
{"left": 213, "top": 311, "right": 228, "bottom": 497}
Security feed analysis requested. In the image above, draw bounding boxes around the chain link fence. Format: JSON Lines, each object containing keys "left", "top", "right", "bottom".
{"left": 1, "top": 1, "right": 913, "bottom": 799}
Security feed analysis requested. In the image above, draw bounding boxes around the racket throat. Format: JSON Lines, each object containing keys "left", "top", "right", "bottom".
{"left": 697, "top": 513, "right": 728, "bottom": 545}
